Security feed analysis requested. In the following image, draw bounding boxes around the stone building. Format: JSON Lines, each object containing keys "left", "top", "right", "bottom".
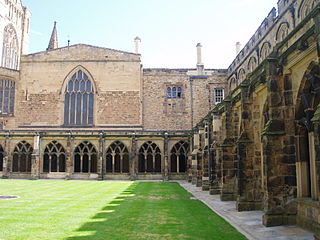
{"left": 0, "top": 1, "right": 227, "bottom": 181}
{"left": 1, "top": 0, "right": 320, "bottom": 238}
{"left": 189, "top": 0, "right": 320, "bottom": 238}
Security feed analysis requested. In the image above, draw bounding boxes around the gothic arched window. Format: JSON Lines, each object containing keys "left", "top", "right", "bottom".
{"left": 138, "top": 141, "right": 161, "bottom": 173}
{"left": 43, "top": 141, "right": 66, "bottom": 173}
{"left": 248, "top": 57, "right": 257, "bottom": 73}
{"left": 238, "top": 68, "right": 246, "bottom": 83}
{"left": 106, "top": 141, "right": 129, "bottom": 173}
{"left": 64, "top": 70, "right": 94, "bottom": 126}
{"left": 0, "top": 79, "right": 15, "bottom": 116}
{"left": 260, "top": 42, "right": 271, "bottom": 62}
{"left": 1, "top": 24, "right": 19, "bottom": 70}
{"left": 299, "top": 0, "right": 317, "bottom": 20}
{"left": 74, "top": 141, "right": 97, "bottom": 173}
{"left": 0, "top": 145, "right": 4, "bottom": 171}
{"left": 170, "top": 141, "right": 189, "bottom": 173}
{"left": 276, "top": 22, "right": 289, "bottom": 43}
{"left": 12, "top": 141, "right": 33, "bottom": 173}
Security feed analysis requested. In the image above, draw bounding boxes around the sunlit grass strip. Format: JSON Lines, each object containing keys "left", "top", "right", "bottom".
{"left": 0, "top": 180, "right": 247, "bottom": 240}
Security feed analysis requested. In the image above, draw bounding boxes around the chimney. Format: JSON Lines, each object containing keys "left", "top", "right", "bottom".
{"left": 134, "top": 36, "right": 141, "bottom": 54}
{"left": 236, "top": 42, "right": 241, "bottom": 55}
{"left": 196, "top": 43, "right": 204, "bottom": 75}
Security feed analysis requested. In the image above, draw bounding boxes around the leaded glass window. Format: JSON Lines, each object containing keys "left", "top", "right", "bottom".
{"left": 64, "top": 70, "right": 94, "bottom": 126}
{"left": 0, "top": 79, "right": 15, "bottom": 115}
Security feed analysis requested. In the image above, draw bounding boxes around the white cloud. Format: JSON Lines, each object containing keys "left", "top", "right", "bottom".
{"left": 30, "top": 29, "right": 43, "bottom": 36}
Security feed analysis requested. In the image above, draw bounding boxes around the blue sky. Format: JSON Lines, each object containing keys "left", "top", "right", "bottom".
{"left": 25, "top": 0, "right": 278, "bottom": 68}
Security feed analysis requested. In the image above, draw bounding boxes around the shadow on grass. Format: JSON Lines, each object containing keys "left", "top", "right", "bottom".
{"left": 65, "top": 182, "right": 139, "bottom": 240}
{"left": 65, "top": 182, "right": 247, "bottom": 240}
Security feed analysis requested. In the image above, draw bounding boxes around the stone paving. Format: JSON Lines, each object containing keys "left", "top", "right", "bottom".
{"left": 178, "top": 181, "right": 315, "bottom": 240}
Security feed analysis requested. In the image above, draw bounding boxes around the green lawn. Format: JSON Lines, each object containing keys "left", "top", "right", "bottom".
{"left": 0, "top": 180, "right": 247, "bottom": 240}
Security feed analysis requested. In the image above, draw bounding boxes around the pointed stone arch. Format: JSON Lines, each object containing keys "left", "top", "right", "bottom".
{"left": 43, "top": 141, "right": 66, "bottom": 173}
{"left": 298, "top": 0, "right": 317, "bottom": 20}
{"left": 260, "top": 42, "right": 271, "bottom": 62}
{"left": 74, "top": 141, "right": 97, "bottom": 173}
{"left": 294, "top": 61, "right": 320, "bottom": 200}
{"left": 1, "top": 24, "right": 19, "bottom": 70}
{"left": 238, "top": 68, "right": 246, "bottom": 83}
{"left": 62, "top": 66, "right": 96, "bottom": 126}
{"left": 276, "top": 22, "right": 290, "bottom": 43}
{"left": 12, "top": 141, "right": 33, "bottom": 173}
{"left": 247, "top": 56, "right": 258, "bottom": 73}
{"left": 105, "top": 141, "right": 129, "bottom": 173}
{"left": 138, "top": 141, "right": 161, "bottom": 173}
{"left": 170, "top": 141, "right": 189, "bottom": 173}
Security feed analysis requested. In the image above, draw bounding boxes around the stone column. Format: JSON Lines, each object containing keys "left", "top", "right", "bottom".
{"left": 210, "top": 113, "right": 223, "bottom": 195}
{"left": 202, "top": 121, "right": 210, "bottom": 191}
{"left": 220, "top": 101, "right": 238, "bottom": 201}
{"left": 130, "top": 134, "right": 137, "bottom": 180}
{"left": 65, "top": 132, "right": 74, "bottom": 179}
{"left": 191, "top": 130, "right": 199, "bottom": 185}
{"left": 163, "top": 132, "right": 169, "bottom": 181}
{"left": 262, "top": 59, "right": 297, "bottom": 226}
{"left": 98, "top": 132, "right": 105, "bottom": 180}
{"left": 31, "top": 134, "right": 40, "bottom": 180}
{"left": 2, "top": 134, "right": 11, "bottom": 178}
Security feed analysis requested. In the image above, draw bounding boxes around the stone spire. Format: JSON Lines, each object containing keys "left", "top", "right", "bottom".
{"left": 47, "top": 21, "right": 58, "bottom": 51}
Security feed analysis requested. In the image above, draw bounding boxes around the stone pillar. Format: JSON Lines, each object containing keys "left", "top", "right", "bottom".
{"left": 196, "top": 150, "right": 202, "bottom": 187}
{"left": 210, "top": 114, "right": 223, "bottom": 195}
{"left": 30, "top": 134, "right": 40, "bottom": 180}
{"left": 262, "top": 59, "right": 297, "bottom": 226}
{"left": 202, "top": 121, "right": 210, "bottom": 191}
{"left": 65, "top": 133, "right": 74, "bottom": 180}
{"left": 220, "top": 139, "right": 237, "bottom": 201}
{"left": 2, "top": 134, "right": 11, "bottom": 178}
{"left": 163, "top": 132, "right": 169, "bottom": 181}
{"left": 98, "top": 132, "right": 105, "bottom": 180}
{"left": 219, "top": 99, "right": 239, "bottom": 201}
{"left": 130, "top": 134, "right": 137, "bottom": 180}
{"left": 210, "top": 146, "right": 222, "bottom": 195}
{"left": 191, "top": 130, "right": 199, "bottom": 185}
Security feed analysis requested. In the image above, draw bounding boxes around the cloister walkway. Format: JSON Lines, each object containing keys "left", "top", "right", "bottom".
{"left": 178, "top": 181, "right": 314, "bottom": 240}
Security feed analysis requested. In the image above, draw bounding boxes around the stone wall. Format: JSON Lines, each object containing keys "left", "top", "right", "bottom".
{"left": 13, "top": 44, "right": 142, "bottom": 128}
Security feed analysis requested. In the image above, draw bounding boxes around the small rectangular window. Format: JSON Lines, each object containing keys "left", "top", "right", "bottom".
{"left": 215, "top": 88, "right": 224, "bottom": 104}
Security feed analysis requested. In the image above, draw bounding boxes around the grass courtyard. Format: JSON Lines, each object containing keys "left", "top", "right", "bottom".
{"left": 0, "top": 180, "right": 246, "bottom": 240}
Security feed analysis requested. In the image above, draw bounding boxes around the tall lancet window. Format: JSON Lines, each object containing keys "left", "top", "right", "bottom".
{"left": 1, "top": 24, "right": 19, "bottom": 70}
{"left": 64, "top": 70, "right": 94, "bottom": 126}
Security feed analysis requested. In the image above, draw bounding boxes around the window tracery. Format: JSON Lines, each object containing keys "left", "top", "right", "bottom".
{"left": 138, "top": 141, "right": 161, "bottom": 173}
{"left": 64, "top": 70, "right": 94, "bottom": 126}
{"left": 12, "top": 141, "right": 33, "bottom": 173}
{"left": 106, "top": 141, "right": 129, "bottom": 173}
{"left": 1, "top": 24, "right": 19, "bottom": 70}
{"left": 43, "top": 141, "right": 66, "bottom": 173}
{"left": 170, "top": 141, "right": 189, "bottom": 173}
{"left": 74, "top": 141, "right": 97, "bottom": 173}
